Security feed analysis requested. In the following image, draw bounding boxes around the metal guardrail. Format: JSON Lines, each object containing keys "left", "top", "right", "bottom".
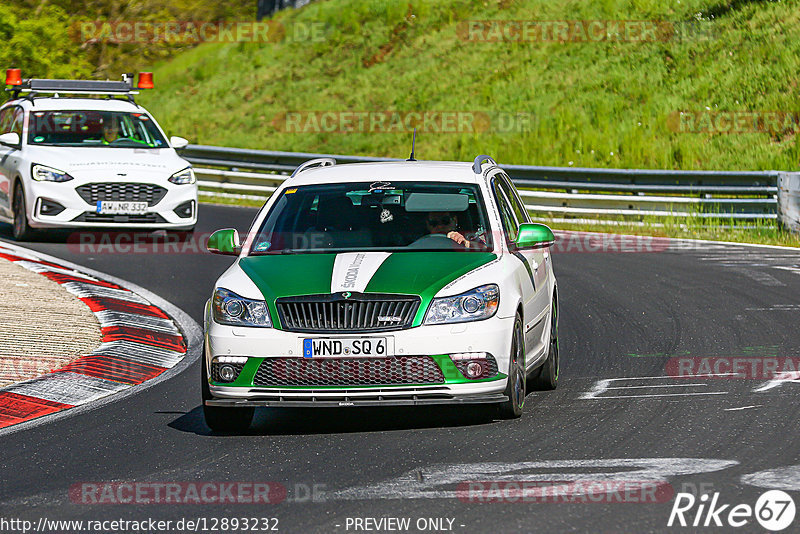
{"left": 179, "top": 144, "right": 785, "bottom": 220}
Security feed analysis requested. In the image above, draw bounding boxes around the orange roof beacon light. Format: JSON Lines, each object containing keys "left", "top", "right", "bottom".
{"left": 137, "top": 72, "right": 154, "bottom": 90}
{"left": 5, "top": 68, "right": 22, "bottom": 86}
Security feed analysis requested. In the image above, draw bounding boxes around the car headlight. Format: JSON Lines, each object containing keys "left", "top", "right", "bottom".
{"left": 168, "top": 167, "right": 195, "bottom": 185}
{"left": 423, "top": 284, "right": 500, "bottom": 325}
{"left": 212, "top": 288, "right": 272, "bottom": 328}
{"left": 31, "top": 164, "right": 74, "bottom": 182}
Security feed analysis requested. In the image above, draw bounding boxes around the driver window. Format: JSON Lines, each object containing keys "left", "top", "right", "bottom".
{"left": 498, "top": 175, "right": 529, "bottom": 224}
{"left": 0, "top": 108, "right": 13, "bottom": 134}
{"left": 493, "top": 180, "right": 519, "bottom": 242}
{"left": 10, "top": 108, "right": 23, "bottom": 137}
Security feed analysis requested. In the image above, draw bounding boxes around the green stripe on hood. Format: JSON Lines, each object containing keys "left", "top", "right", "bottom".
{"left": 365, "top": 252, "right": 497, "bottom": 325}
{"left": 239, "top": 252, "right": 496, "bottom": 329}
{"left": 239, "top": 254, "right": 337, "bottom": 328}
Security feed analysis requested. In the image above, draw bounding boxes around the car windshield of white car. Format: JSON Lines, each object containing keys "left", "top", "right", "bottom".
{"left": 28, "top": 110, "right": 167, "bottom": 149}
{"left": 250, "top": 181, "right": 494, "bottom": 254}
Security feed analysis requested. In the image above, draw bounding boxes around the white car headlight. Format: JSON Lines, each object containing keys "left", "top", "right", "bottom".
{"left": 168, "top": 167, "right": 196, "bottom": 185}
{"left": 212, "top": 288, "right": 272, "bottom": 328}
{"left": 423, "top": 284, "right": 500, "bottom": 325}
{"left": 31, "top": 164, "right": 73, "bottom": 182}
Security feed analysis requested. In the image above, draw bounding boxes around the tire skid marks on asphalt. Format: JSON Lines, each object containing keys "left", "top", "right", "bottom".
{"left": 671, "top": 242, "right": 800, "bottom": 286}
{"left": 329, "top": 458, "right": 739, "bottom": 501}
{"left": 741, "top": 465, "right": 800, "bottom": 491}
{"left": 580, "top": 375, "right": 734, "bottom": 400}
{"left": 753, "top": 371, "right": 800, "bottom": 392}
{"left": 0, "top": 244, "right": 187, "bottom": 429}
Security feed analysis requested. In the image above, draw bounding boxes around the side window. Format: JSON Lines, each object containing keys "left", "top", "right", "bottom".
{"left": 498, "top": 175, "right": 529, "bottom": 224}
{"left": 0, "top": 108, "right": 13, "bottom": 134}
{"left": 492, "top": 178, "right": 520, "bottom": 242}
{"left": 10, "top": 107, "right": 23, "bottom": 137}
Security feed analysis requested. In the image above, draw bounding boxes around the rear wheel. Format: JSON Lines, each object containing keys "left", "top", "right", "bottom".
{"left": 12, "top": 183, "right": 35, "bottom": 241}
{"left": 201, "top": 356, "right": 254, "bottom": 433}
{"left": 530, "top": 297, "right": 559, "bottom": 390}
{"left": 497, "top": 314, "right": 526, "bottom": 419}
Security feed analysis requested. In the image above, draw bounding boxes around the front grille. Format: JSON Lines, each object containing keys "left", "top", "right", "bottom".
{"left": 71, "top": 212, "right": 166, "bottom": 224}
{"left": 276, "top": 293, "right": 420, "bottom": 333}
{"left": 76, "top": 183, "right": 168, "bottom": 207}
{"left": 254, "top": 356, "right": 444, "bottom": 387}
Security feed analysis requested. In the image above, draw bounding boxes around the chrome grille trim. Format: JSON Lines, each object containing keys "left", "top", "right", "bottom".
{"left": 76, "top": 183, "right": 168, "bottom": 207}
{"left": 276, "top": 293, "right": 420, "bottom": 333}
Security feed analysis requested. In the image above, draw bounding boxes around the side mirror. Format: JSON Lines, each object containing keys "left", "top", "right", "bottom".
{"left": 0, "top": 132, "right": 20, "bottom": 147}
{"left": 207, "top": 228, "right": 241, "bottom": 255}
{"left": 515, "top": 223, "right": 555, "bottom": 249}
{"left": 170, "top": 136, "right": 189, "bottom": 149}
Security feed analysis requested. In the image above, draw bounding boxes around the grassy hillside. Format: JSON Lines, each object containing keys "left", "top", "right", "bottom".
{"left": 140, "top": 0, "right": 800, "bottom": 171}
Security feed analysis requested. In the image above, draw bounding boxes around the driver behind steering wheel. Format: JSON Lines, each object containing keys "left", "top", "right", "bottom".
{"left": 425, "top": 211, "right": 475, "bottom": 249}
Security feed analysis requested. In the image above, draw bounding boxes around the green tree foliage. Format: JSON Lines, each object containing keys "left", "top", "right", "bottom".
{"left": 0, "top": 3, "right": 92, "bottom": 80}
{"left": 6, "top": 0, "right": 254, "bottom": 76}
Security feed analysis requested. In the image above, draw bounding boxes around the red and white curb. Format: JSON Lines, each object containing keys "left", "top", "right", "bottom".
{"left": 0, "top": 241, "right": 198, "bottom": 431}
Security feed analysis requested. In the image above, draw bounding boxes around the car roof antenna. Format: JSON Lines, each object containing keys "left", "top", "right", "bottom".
{"left": 407, "top": 128, "right": 417, "bottom": 161}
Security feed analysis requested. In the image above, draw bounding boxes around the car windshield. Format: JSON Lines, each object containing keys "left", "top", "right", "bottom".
{"left": 27, "top": 110, "right": 168, "bottom": 148}
{"left": 250, "top": 181, "right": 494, "bottom": 254}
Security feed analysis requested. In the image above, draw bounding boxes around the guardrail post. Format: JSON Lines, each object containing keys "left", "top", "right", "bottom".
{"left": 777, "top": 172, "right": 800, "bottom": 233}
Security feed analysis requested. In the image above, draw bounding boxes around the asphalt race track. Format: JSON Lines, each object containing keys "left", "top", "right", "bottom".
{"left": 2, "top": 204, "right": 799, "bottom": 533}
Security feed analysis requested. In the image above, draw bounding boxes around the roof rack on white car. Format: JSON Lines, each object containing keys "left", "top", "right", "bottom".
{"left": 291, "top": 157, "right": 337, "bottom": 178}
{"left": 4, "top": 68, "right": 153, "bottom": 104}
{"left": 472, "top": 154, "right": 498, "bottom": 174}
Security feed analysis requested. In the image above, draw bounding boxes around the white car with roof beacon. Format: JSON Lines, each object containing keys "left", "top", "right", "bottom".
{"left": 0, "top": 69, "right": 197, "bottom": 239}
{"left": 202, "top": 154, "right": 559, "bottom": 432}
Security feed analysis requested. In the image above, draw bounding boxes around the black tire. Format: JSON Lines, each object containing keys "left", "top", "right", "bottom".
{"left": 201, "top": 357, "right": 254, "bottom": 433}
{"left": 12, "top": 183, "right": 35, "bottom": 241}
{"left": 530, "top": 296, "right": 559, "bottom": 391}
{"left": 497, "top": 314, "right": 526, "bottom": 419}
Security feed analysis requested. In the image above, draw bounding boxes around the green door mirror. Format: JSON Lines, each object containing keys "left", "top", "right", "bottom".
{"left": 207, "top": 228, "right": 241, "bottom": 255}
{"left": 515, "top": 223, "right": 555, "bottom": 249}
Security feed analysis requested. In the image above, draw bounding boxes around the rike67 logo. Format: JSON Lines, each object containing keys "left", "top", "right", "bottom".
{"left": 668, "top": 490, "right": 796, "bottom": 531}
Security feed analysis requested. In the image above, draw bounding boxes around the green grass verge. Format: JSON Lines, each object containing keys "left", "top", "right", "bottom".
{"left": 141, "top": 0, "right": 800, "bottom": 172}
{"left": 166, "top": 0, "right": 800, "bottom": 247}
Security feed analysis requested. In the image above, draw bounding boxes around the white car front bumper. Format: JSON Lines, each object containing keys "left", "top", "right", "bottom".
{"left": 26, "top": 180, "right": 197, "bottom": 229}
{"left": 205, "top": 312, "right": 515, "bottom": 405}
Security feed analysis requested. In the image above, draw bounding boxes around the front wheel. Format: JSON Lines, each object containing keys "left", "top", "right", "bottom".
{"left": 530, "top": 297, "right": 559, "bottom": 391}
{"left": 497, "top": 314, "right": 526, "bottom": 419}
{"left": 12, "top": 183, "right": 36, "bottom": 241}
{"left": 201, "top": 358, "right": 254, "bottom": 433}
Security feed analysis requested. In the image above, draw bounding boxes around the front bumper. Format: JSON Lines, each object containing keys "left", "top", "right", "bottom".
{"left": 26, "top": 180, "right": 198, "bottom": 229}
{"left": 205, "top": 312, "right": 515, "bottom": 403}
{"left": 205, "top": 394, "right": 508, "bottom": 408}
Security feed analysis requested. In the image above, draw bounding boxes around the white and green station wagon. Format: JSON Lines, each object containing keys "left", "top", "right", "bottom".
{"left": 203, "top": 155, "right": 559, "bottom": 431}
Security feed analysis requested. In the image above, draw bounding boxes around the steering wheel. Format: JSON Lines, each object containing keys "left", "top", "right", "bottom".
{"left": 409, "top": 234, "right": 465, "bottom": 250}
